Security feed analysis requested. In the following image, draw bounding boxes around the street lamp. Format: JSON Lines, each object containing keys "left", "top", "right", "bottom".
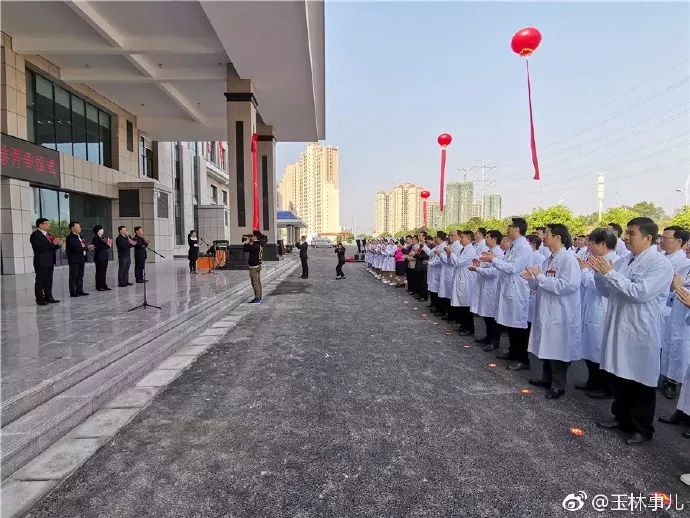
{"left": 676, "top": 174, "right": 689, "bottom": 206}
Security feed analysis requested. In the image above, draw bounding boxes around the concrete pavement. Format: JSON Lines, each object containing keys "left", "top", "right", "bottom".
{"left": 24, "top": 250, "right": 690, "bottom": 517}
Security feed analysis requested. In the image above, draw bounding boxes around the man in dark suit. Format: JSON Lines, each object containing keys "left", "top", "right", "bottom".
{"left": 30, "top": 218, "right": 62, "bottom": 306}
{"left": 297, "top": 235, "right": 309, "bottom": 279}
{"left": 116, "top": 226, "right": 136, "bottom": 287}
{"left": 65, "top": 221, "right": 91, "bottom": 297}
{"left": 133, "top": 226, "right": 149, "bottom": 283}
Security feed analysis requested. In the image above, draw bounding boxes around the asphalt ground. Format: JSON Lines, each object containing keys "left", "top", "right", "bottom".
{"left": 27, "top": 250, "right": 690, "bottom": 518}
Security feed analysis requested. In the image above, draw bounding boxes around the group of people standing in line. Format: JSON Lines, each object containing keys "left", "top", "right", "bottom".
{"left": 30, "top": 218, "right": 150, "bottom": 305}
{"left": 365, "top": 217, "right": 690, "bottom": 475}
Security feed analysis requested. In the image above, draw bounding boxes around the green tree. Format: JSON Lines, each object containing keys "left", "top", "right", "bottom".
{"left": 671, "top": 206, "right": 690, "bottom": 229}
{"left": 528, "top": 205, "right": 576, "bottom": 231}
{"left": 628, "top": 201, "right": 666, "bottom": 221}
{"left": 601, "top": 207, "right": 640, "bottom": 229}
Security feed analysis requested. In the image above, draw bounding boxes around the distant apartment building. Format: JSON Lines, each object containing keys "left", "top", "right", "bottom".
{"left": 277, "top": 143, "right": 340, "bottom": 237}
{"left": 483, "top": 193, "right": 502, "bottom": 220}
{"left": 444, "top": 182, "right": 473, "bottom": 225}
{"left": 374, "top": 183, "right": 425, "bottom": 235}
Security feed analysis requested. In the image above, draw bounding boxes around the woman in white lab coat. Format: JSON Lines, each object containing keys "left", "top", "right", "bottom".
{"left": 659, "top": 262, "right": 690, "bottom": 398}
{"left": 470, "top": 230, "right": 504, "bottom": 350}
{"left": 525, "top": 234, "right": 546, "bottom": 325}
{"left": 427, "top": 232, "right": 447, "bottom": 313}
{"left": 523, "top": 224, "right": 582, "bottom": 399}
{"left": 438, "top": 231, "right": 461, "bottom": 319}
{"left": 577, "top": 228, "right": 619, "bottom": 398}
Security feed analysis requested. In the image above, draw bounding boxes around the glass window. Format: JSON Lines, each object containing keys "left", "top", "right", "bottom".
{"left": 35, "top": 111, "right": 56, "bottom": 150}
{"left": 39, "top": 188, "right": 59, "bottom": 224}
{"left": 87, "top": 131, "right": 100, "bottom": 165}
{"left": 35, "top": 75, "right": 53, "bottom": 115}
{"left": 27, "top": 108, "right": 35, "bottom": 142}
{"left": 54, "top": 86, "right": 72, "bottom": 155}
{"left": 71, "top": 95, "right": 87, "bottom": 160}
{"left": 99, "top": 111, "right": 111, "bottom": 167}
{"left": 26, "top": 72, "right": 34, "bottom": 107}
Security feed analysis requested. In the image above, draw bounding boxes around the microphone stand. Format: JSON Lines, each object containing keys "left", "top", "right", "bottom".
{"left": 128, "top": 243, "right": 164, "bottom": 311}
{"left": 198, "top": 237, "right": 217, "bottom": 275}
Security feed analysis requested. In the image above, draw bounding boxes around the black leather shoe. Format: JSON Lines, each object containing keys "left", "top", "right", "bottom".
{"left": 663, "top": 384, "right": 679, "bottom": 400}
{"left": 624, "top": 432, "right": 652, "bottom": 445}
{"left": 483, "top": 343, "right": 499, "bottom": 352}
{"left": 496, "top": 353, "right": 512, "bottom": 360}
{"left": 596, "top": 419, "right": 621, "bottom": 430}
{"left": 586, "top": 390, "right": 614, "bottom": 400}
{"left": 507, "top": 361, "right": 529, "bottom": 371}
{"left": 575, "top": 383, "right": 593, "bottom": 391}
{"left": 103, "top": 287, "right": 112, "bottom": 291}
{"left": 97, "top": 288, "right": 106, "bottom": 291}
{"left": 126, "top": 282, "right": 134, "bottom": 286}
{"left": 682, "top": 430, "right": 690, "bottom": 439}
{"left": 77, "top": 292, "right": 89, "bottom": 296}
{"left": 529, "top": 379, "right": 551, "bottom": 388}
{"left": 36, "top": 300, "right": 49, "bottom": 306}
{"left": 546, "top": 388, "right": 566, "bottom": 399}
{"left": 458, "top": 330, "right": 473, "bottom": 336}
{"left": 476, "top": 337, "right": 491, "bottom": 345}
{"left": 46, "top": 298, "right": 60, "bottom": 303}
{"left": 659, "top": 410, "right": 687, "bottom": 425}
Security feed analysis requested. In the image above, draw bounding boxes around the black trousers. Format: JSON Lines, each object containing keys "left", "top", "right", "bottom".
{"left": 300, "top": 258, "right": 308, "bottom": 278}
{"left": 429, "top": 291, "right": 438, "bottom": 308}
{"left": 118, "top": 258, "right": 131, "bottom": 286}
{"left": 189, "top": 259, "right": 196, "bottom": 272}
{"left": 436, "top": 297, "right": 450, "bottom": 316}
{"left": 506, "top": 325, "right": 530, "bottom": 363}
{"left": 416, "top": 271, "right": 428, "bottom": 299}
{"left": 68, "top": 261, "right": 85, "bottom": 295}
{"left": 135, "top": 260, "right": 145, "bottom": 282}
{"left": 406, "top": 269, "right": 415, "bottom": 292}
{"left": 540, "top": 359, "right": 571, "bottom": 391}
{"left": 585, "top": 360, "right": 612, "bottom": 393}
{"left": 457, "top": 307, "right": 475, "bottom": 332}
{"left": 336, "top": 259, "right": 345, "bottom": 277}
{"left": 95, "top": 260, "right": 109, "bottom": 289}
{"left": 610, "top": 374, "right": 656, "bottom": 437}
{"left": 483, "top": 316, "right": 500, "bottom": 344}
{"left": 34, "top": 265, "right": 54, "bottom": 302}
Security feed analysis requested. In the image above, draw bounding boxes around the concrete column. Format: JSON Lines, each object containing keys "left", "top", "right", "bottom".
{"left": 257, "top": 123, "right": 277, "bottom": 244}
{"left": 225, "top": 77, "right": 257, "bottom": 244}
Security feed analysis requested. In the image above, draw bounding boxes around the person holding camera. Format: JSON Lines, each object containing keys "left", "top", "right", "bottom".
{"left": 297, "top": 235, "right": 309, "bottom": 279}
{"left": 243, "top": 230, "right": 266, "bottom": 303}
{"left": 335, "top": 241, "right": 347, "bottom": 279}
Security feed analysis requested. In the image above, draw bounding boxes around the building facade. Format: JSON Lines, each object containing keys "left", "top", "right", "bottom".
{"left": 0, "top": 1, "right": 325, "bottom": 274}
{"left": 444, "top": 182, "right": 473, "bottom": 226}
{"left": 277, "top": 142, "right": 339, "bottom": 238}
{"left": 483, "top": 193, "right": 502, "bottom": 220}
{"left": 374, "top": 183, "right": 425, "bottom": 235}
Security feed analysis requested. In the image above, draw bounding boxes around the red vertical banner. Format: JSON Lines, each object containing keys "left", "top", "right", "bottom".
{"left": 423, "top": 200, "right": 428, "bottom": 227}
{"left": 439, "top": 148, "right": 447, "bottom": 211}
{"left": 250, "top": 133, "right": 260, "bottom": 230}
{"left": 526, "top": 60, "right": 540, "bottom": 181}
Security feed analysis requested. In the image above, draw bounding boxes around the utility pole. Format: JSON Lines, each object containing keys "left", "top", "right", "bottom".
{"left": 597, "top": 174, "right": 605, "bottom": 222}
{"left": 676, "top": 174, "right": 689, "bottom": 206}
{"left": 467, "top": 160, "right": 497, "bottom": 219}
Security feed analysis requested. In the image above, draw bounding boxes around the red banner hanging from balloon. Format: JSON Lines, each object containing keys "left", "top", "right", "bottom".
{"left": 420, "top": 190, "right": 430, "bottom": 227}
{"left": 250, "top": 133, "right": 260, "bottom": 231}
{"left": 423, "top": 200, "right": 428, "bottom": 226}
{"left": 526, "top": 61, "right": 540, "bottom": 180}
{"left": 511, "top": 27, "right": 542, "bottom": 181}
{"left": 437, "top": 134, "right": 452, "bottom": 211}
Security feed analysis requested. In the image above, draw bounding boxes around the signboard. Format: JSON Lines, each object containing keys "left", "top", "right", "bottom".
{"left": 0, "top": 133, "right": 61, "bottom": 188}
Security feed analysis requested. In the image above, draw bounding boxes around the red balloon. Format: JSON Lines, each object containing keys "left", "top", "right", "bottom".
{"left": 437, "top": 133, "right": 452, "bottom": 148}
{"left": 420, "top": 190, "right": 431, "bottom": 199}
{"left": 511, "top": 27, "right": 542, "bottom": 57}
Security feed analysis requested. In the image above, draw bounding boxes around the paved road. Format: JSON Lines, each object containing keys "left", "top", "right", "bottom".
{"left": 29, "top": 250, "right": 690, "bottom": 517}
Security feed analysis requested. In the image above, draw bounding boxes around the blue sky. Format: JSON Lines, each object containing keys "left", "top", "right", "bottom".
{"left": 276, "top": 2, "right": 690, "bottom": 233}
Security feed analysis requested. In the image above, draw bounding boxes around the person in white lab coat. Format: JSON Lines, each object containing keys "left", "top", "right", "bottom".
{"left": 573, "top": 235, "right": 590, "bottom": 260}
{"left": 470, "top": 230, "right": 504, "bottom": 351}
{"left": 659, "top": 226, "right": 690, "bottom": 398}
{"left": 480, "top": 218, "right": 532, "bottom": 371}
{"left": 526, "top": 234, "right": 546, "bottom": 326}
{"left": 591, "top": 217, "right": 674, "bottom": 445}
{"left": 473, "top": 228, "right": 489, "bottom": 255}
{"left": 451, "top": 230, "right": 478, "bottom": 336}
{"left": 576, "top": 228, "right": 619, "bottom": 399}
{"left": 608, "top": 222, "right": 632, "bottom": 261}
{"left": 534, "top": 227, "right": 551, "bottom": 258}
{"left": 523, "top": 224, "right": 582, "bottom": 399}
{"left": 438, "top": 230, "right": 460, "bottom": 320}
{"left": 427, "top": 232, "right": 447, "bottom": 314}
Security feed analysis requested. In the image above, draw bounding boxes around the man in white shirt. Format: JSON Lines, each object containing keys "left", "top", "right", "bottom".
{"left": 592, "top": 217, "right": 674, "bottom": 445}
{"left": 480, "top": 218, "right": 532, "bottom": 371}
{"left": 534, "top": 227, "right": 551, "bottom": 258}
{"left": 473, "top": 228, "right": 489, "bottom": 255}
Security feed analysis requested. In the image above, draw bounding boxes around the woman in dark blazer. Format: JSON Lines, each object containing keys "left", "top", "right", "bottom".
{"left": 92, "top": 225, "right": 112, "bottom": 291}
{"left": 188, "top": 230, "right": 200, "bottom": 273}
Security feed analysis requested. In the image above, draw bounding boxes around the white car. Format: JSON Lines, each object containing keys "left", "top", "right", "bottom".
{"left": 311, "top": 238, "right": 335, "bottom": 248}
